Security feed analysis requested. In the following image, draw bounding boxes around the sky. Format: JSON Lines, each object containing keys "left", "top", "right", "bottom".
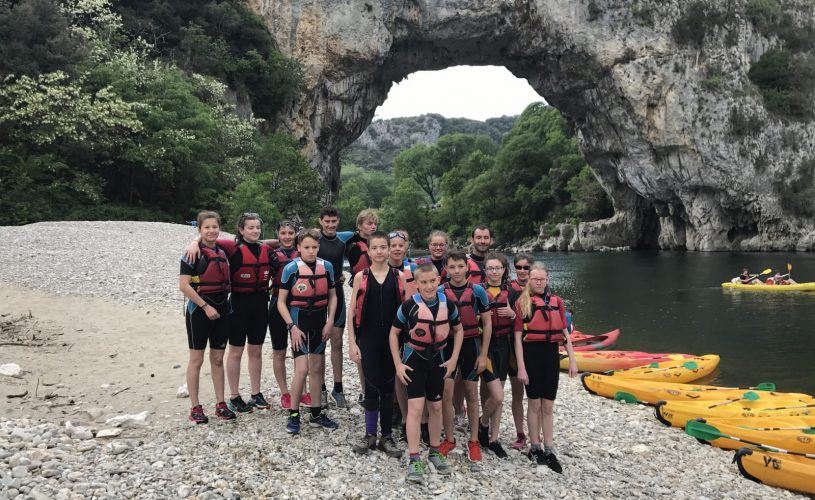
{"left": 373, "top": 65, "right": 545, "bottom": 121}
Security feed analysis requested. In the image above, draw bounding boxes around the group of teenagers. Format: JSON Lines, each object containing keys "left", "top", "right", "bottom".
{"left": 179, "top": 206, "right": 578, "bottom": 483}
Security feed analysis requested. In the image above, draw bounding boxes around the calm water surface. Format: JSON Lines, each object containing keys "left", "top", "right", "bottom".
{"left": 532, "top": 251, "right": 815, "bottom": 394}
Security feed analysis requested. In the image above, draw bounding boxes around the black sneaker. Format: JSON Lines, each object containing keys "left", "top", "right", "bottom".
{"left": 249, "top": 392, "right": 271, "bottom": 410}
{"left": 478, "top": 419, "right": 490, "bottom": 447}
{"left": 377, "top": 435, "right": 403, "bottom": 458}
{"left": 352, "top": 434, "right": 378, "bottom": 455}
{"left": 527, "top": 447, "right": 544, "bottom": 463}
{"left": 228, "top": 395, "right": 254, "bottom": 414}
{"left": 541, "top": 451, "right": 563, "bottom": 473}
{"left": 488, "top": 441, "right": 509, "bottom": 460}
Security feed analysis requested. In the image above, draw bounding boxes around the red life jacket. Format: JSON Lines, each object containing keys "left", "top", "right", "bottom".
{"left": 192, "top": 245, "right": 230, "bottom": 294}
{"left": 485, "top": 283, "right": 513, "bottom": 337}
{"left": 288, "top": 258, "right": 330, "bottom": 310}
{"left": 230, "top": 243, "right": 273, "bottom": 293}
{"left": 509, "top": 280, "right": 524, "bottom": 293}
{"left": 350, "top": 240, "right": 372, "bottom": 277}
{"left": 522, "top": 294, "right": 566, "bottom": 343}
{"left": 765, "top": 278, "right": 775, "bottom": 285}
{"left": 353, "top": 267, "right": 405, "bottom": 332}
{"left": 407, "top": 292, "right": 450, "bottom": 352}
{"left": 271, "top": 247, "right": 299, "bottom": 296}
{"left": 466, "top": 256, "right": 485, "bottom": 284}
{"left": 443, "top": 282, "right": 481, "bottom": 338}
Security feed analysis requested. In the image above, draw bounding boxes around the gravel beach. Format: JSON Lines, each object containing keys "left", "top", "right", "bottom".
{"left": 0, "top": 222, "right": 804, "bottom": 499}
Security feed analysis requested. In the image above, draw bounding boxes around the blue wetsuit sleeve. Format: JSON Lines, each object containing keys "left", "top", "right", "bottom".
{"left": 324, "top": 261, "right": 336, "bottom": 289}
{"left": 393, "top": 301, "right": 412, "bottom": 330}
{"left": 337, "top": 231, "right": 354, "bottom": 243}
{"left": 180, "top": 255, "right": 195, "bottom": 275}
{"left": 472, "top": 286, "right": 491, "bottom": 313}
{"left": 280, "top": 261, "right": 297, "bottom": 291}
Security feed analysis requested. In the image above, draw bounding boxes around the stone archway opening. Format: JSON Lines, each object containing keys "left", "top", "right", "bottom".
{"left": 252, "top": 1, "right": 815, "bottom": 251}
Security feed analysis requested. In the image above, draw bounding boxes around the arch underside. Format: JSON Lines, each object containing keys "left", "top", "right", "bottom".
{"left": 250, "top": 0, "right": 815, "bottom": 251}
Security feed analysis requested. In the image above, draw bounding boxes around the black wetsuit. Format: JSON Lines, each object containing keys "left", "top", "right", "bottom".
{"left": 319, "top": 231, "right": 347, "bottom": 328}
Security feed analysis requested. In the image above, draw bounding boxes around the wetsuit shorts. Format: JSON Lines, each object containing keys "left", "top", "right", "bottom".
{"left": 186, "top": 295, "right": 229, "bottom": 350}
{"left": 228, "top": 292, "right": 269, "bottom": 346}
{"left": 522, "top": 341, "right": 560, "bottom": 400}
{"left": 402, "top": 345, "right": 445, "bottom": 402}
{"left": 333, "top": 285, "right": 346, "bottom": 328}
{"left": 268, "top": 297, "right": 287, "bottom": 350}
{"left": 291, "top": 308, "right": 328, "bottom": 359}
{"left": 487, "top": 334, "right": 512, "bottom": 382}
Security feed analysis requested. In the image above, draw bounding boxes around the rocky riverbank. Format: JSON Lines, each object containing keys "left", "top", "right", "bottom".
{"left": 0, "top": 222, "right": 803, "bottom": 499}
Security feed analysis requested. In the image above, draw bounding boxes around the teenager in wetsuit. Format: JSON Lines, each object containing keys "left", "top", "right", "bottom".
{"left": 514, "top": 263, "right": 578, "bottom": 473}
{"left": 509, "top": 252, "right": 534, "bottom": 449}
{"left": 348, "top": 232, "right": 405, "bottom": 458}
{"left": 269, "top": 220, "right": 300, "bottom": 410}
{"left": 179, "top": 211, "right": 236, "bottom": 424}
{"left": 390, "top": 264, "right": 463, "bottom": 484}
{"left": 277, "top": 229, "right": 339, "bottom": 434}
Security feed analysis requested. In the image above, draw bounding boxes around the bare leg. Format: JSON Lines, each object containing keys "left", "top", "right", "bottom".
{"left": 209, "top": 349, "right": 226, "bottom": 403}
{"left": 442, "top": 378, "right": 456, "bottom": 442}
{"left": 541, "top": 399, "right": 555, "bottom": 448}
{"left": 309, "top": 354, "right": 325, "bottom": 408}
{"left": 464, "top": 380, "right": 480, "bottom": 442}
{"left": 187, "top": 350, "right": 205, "bottom": 407}
{"left": 527, "top": 398, "right": 542, "bottom": 446}
{"left": 272, "top": 349, "right": 289, "bottom": 395}
{"left": 484, "top": 379, "right": 505, "bottom": 441}
{"left": 289, "top": 356, "right": 308, "bottom": 410}
{"left": 225, "top": 344, "right": 244, "bottom": 397}
{"left": 407, "top": 397, "right": 426, "bottom": 455}
{"left": 510, "top": 376, "right": 526, "bottom": 436}
{"left": 330, "top": 326, "right": 344, "bottom": 388}
{"left": 247, "top": 344, "right": 263, "bottom": 395}
{"left": 427, "top": 400, "right": 444, "bottom": 448}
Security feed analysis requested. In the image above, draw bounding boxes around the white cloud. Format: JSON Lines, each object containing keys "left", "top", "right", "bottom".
{"left": 374, "top": 65, "right": 545, "bottom": 121}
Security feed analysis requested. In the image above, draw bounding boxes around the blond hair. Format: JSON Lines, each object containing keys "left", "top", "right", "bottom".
{"left": 356, "top": 208, "right": 379, "bottom": 227}
{"left": 518, "top": 263, "right": 549, "bottom": 319}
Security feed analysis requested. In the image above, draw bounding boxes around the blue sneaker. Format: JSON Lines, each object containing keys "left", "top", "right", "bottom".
{"left": 309, "top": 411, "right": 339, "bottom": 431}
{"left": 286, "top": 414, "right": 301, "bottom": 434}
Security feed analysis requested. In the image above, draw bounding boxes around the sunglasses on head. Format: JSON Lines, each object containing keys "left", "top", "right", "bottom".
{"left": 515, "top": 265, "right": 531, "bottom": 271}
{"left": 388, "top": 231, "right": 408, "bottom": 241}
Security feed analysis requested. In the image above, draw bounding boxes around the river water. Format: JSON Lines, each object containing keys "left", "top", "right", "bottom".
{"left": 532, "top": 251, "right": 815, "bottom": 395}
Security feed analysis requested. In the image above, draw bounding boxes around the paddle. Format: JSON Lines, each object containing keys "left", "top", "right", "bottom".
{"left": 745, "top": 268, "right": 772, "bottom": 283}
{"left": 686, "top": 382, "right": 776, "bottom": 392}
{"left": 606, "top": 359, "right": 701, "bottom": 375}
{"left": 686, "top": 420, "right": 815, "bottom": 459}
{"left": 706, "top": 391, "right": 761, "bottom": 409}
{"left": 788, "top": 262, "right": 792, "bottom": 282}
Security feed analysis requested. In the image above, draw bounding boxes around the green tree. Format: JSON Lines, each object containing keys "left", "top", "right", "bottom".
{"left": 392, "top": 144, "right": 443, "bottom": 205}
{"left": 380, "top": 178, "right": 431, "bottom": 241}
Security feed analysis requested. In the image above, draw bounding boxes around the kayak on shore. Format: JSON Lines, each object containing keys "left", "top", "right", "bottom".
{"left": 734, "top": 448, "right": 815, "bottom": 495}
{"left": 566, "top": 328, "right": 620, "bottom": 351}
{"left": 580, "top": 375, "right": 813, "bottom": 405}
{"left": 559, "top": 351, "right": 696, "bottom": 373}
{"left": 721, "top": 281, "right": 815, "bottom": 292}
{"left": 655, "top": 397, "right": 815, "bottom": 428}
{"left": 686, "top": 415, "right": 815, "bottom": 454}
{"left": 602, "top": 354, "right": 720, "bottom": 384}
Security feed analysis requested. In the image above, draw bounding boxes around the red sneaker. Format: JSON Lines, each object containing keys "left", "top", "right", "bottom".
{"left": 214, "top": 401, "right": 236, "bottom": 421}
{"left": 438, "top": 439, "right": 456, "bottom": 457}
{"left": 280, "top": 393, "right": 291, "bottom": 410}
{"left": 467, "top": 440, "right": 482, "bottom": 462}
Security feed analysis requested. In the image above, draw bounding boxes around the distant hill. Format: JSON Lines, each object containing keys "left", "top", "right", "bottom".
{"left": 341, "top": 114, "right": 518, "bottom": 171}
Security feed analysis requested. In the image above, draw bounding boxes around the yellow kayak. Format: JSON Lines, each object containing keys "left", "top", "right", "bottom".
{"left": 721, "top": 281, "right": 815, "bottom": 292}
{"left": 656, "top": 398, "right": 815, "bottom": 428}
{"left": 605, "top": 355, "right": 720, "bottom": 384}
{"left": 581, "top": 375, "right": 813, "bottom": 405}
{"left": 686, "top": 416, "right": 815, "bottom": 454}
{"left": 735, "top": 448, "right": 815, "bottom": 495}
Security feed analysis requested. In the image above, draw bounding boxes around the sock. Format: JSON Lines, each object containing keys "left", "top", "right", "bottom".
{"left": 311, "top": 406, "right": 321, "bottom": 418}
{"left": 530, "top": 443, "right": 541, "bottom": 452}
{"left": 289, "top": 410, "right": 299, "bottom": 417}
{"left": 430, "top": 446, "right": 439, "bottom": 454}
{"left": 517, "top": 432, "right": 526, "bottom": 439}
{"left": 544, "top": 444, "right": 556, "bottom": 455}
{"left": 321, "top": 383, "right": 327, "bottom": 392}
{"left": 333, "top": 382, "right": 343, "bottom": 393}
{"left": 251, "top": 393, "right": 260, "bottom": 398}
{"left": 365, "top": 410, "right": 378, "bottom": 435}
{"left": 409, "top": 453, "right": 421, "bottom": 461}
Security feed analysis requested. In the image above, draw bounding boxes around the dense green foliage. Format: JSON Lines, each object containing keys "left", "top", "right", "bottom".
{"left": 777, "top": 159, "right": 815, "bottom": 217}
{"left": 748, "top": 49, "right": 815, "bottom": 119}
{"left": 341, "top": 114, "right": 516, "bottom": 171}
{"left": 0, "top": 0, "right": 318, "bottom": 227}
{"left": 337, "top": 104, "right": 613, "bottom": 244}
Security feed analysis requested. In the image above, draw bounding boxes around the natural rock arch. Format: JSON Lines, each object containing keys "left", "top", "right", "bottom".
{"left": 248, "top": 0, "right": 815, "bottom": 251}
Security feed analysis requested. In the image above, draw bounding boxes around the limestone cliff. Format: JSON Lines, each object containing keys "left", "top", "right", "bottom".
{"left": 248, "top": 0, "right": 815, "bottom": 251}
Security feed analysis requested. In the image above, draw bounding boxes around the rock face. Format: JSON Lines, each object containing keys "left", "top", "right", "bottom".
{"left": 248, "top": 0, "right": 815, "bottom": 251}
